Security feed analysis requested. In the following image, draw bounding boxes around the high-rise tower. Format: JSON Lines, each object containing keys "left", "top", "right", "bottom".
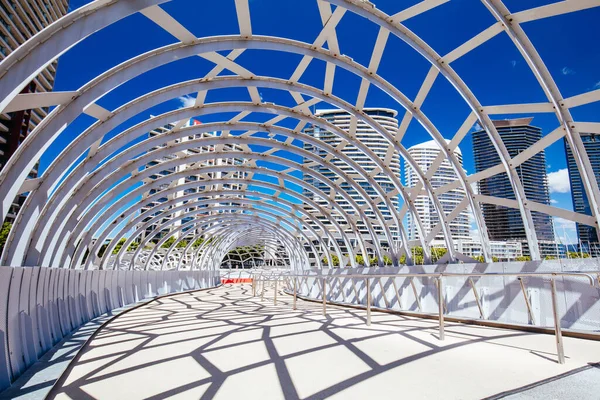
{"left": 564, "top": 133, "right": 600, "bottom": 254}
{"left": 303, "top": 108, "right": 400, "bottom": 248}
{"left": 0, "top": 0, "right": 71, "bottom": 223}
{"left": 139, "top": 120, "right": 246, "bottom": 242}
{"left": 405, "top": 139, "right": 471, "bottom": 242}
{"left": 472, "top": 118, "right": 555, "bottom": 255}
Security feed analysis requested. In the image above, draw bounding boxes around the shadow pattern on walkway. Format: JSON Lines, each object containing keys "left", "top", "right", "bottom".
{"left": 48, "top": 284, "right": 600, "bottom": 400}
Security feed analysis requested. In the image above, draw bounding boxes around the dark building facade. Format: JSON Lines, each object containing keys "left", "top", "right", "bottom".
{"left": 564, "top": 133, "right": 600, "bottom": 254}
{"left": 472, "top": 118, "right": 555, "bottom": 255}
{"left": 0, "top": 0, "right": 71, "bottom": 223}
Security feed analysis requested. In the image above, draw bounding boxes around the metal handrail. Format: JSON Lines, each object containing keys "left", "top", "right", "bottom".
{"left": 249, "top": 270, "right": 598, "bottom": 285}
{"left": 246, "top": 270, "right": 600, "bottom": 364}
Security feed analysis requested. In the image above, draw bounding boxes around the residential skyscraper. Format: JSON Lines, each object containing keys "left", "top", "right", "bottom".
{"left": 564, "top": 133, "right": 600, "bottom": 252}
{"left": 303, "top": 108, "right": 401, "bottom": 248}
{"left": 0, "top": 0, "right": 71, "bottom": 223}
{"left": 139, "top": 120, "right": 246, "bottom": 242}
{"left": 472, "top": 118, "right": 555, "bottom": 254}
{"left": 405, "top": 139, "right": 471, "bottom": 242}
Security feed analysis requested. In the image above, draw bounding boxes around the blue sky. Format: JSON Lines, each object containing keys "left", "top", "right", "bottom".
{"left": 46, "top": 0, "right": 600, "bottom": 242}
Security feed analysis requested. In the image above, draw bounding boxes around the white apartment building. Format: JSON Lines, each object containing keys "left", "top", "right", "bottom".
{"left": 405, "top": 139, "right": 472, "bottom": 242}
{"left": 303, "top": 108, "right": 401, "bottom": 250}
{"left": 139, "top": 119, "right": 246, "bottom": 242}
{"left": 454, "top": 240, "right": 523, "bottom": 261}
{"left": 429, "top": 240, "right": 522, "bottom": 261}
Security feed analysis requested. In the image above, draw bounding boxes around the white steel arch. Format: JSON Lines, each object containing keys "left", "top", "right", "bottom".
{"left": 0, "top": 0, "right": 597, "bottom": 270}
{"left": 102, "top": 188, "right": 357, "bottom": 270}
{"left": 105, "top": 198, "right": 340, "bottom": 270}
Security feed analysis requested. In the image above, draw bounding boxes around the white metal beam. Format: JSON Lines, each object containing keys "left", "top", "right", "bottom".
{"left": 4, "top": 91, "right": 77, "bottom": 113}
{"left": 390, "top": 0, "right": 449, "bottom": 24}
{"left": 83, "top": 103, "right": 111, "bottom": 121}
{"left": 140, "top": 5, "right": 196, "bottom": 43}
{"left": 234, "top": 0, "right": 253, "bottom": 37}
{"left": 510, "top": 0, "right": 600, "bottom": 24}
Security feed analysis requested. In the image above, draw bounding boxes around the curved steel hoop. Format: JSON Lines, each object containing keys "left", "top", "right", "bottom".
{"left": 0, "top": 0, "right": 598, "bottom": 269}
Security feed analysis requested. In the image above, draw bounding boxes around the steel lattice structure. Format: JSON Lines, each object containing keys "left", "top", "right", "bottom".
{"left": 0, "top": 0, "right": 599, "bottom": 271}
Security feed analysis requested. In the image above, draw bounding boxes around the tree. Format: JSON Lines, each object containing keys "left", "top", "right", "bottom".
{"left": 355, "top": 254, "right": 365, "bottom": 265}
{"left": 399, "top": 253, "right": 407, "bottom": 265}
{"left": 567, "top": 251, "right": 590, "bottom": 259}
{"left": 322, "top": 254, "right": 340, "bottom": 267}
{"left": 383, "top": 255, "right": 393, "bottom": 266}
{"left": 176, "top": 240, "right": 188, "bottom": 249}
{"left": 515, "top": 256, "right": 531, "bottom": 262}
{"left": 545, "top": 255, "right": 557, "bottom": 260}
{"left": 191, "top": 237, "right": 204, "bottom": 248}
{"left": 431, "top": 247, "right": 448, "bottom": 262}
{"left": 225, "top": 244, "right": 264, "bottom": 265}
{"left": 127, "top": 241, "right": 139, "bottom": 251}
{"left": 0, "top": 222, "right": 12, "bottom": 255}
{"left": 98, "top": 242, "right": 108, "bottom": 257}
{"left": 112, "top": 238, "right": 126, "bottom": 254}
{"left": 410, "top": 247, "right": 425, "bottom": 265}
{"left": 473, "top": 255, "right": 499, "bottom": 262}
{"left": 161, "top": 236, "right": 176, "bottom": 249}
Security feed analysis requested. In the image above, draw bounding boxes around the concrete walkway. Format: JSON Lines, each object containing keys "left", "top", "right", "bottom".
{"left": 49, "top": 284, "right": 600, "bottom": 399}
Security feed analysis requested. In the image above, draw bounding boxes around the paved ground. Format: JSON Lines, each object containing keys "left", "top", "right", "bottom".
{"left": 0, "top": 304, "right": 139, "bottom": 400}
{"left": 49, "top": 284, "right": 600, "bottom": 400}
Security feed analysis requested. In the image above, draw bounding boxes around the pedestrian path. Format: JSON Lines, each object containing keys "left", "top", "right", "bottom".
{"left": 48, "top": 284, "right": 600, "bottom": 399}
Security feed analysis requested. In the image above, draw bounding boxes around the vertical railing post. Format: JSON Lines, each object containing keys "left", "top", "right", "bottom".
{"left": 391, "top": 278, "right": 401, "bottom": 309}
{"left": 468, "top": 277, "right": 485, "bottom": 319}
{"left": 366, "top": 278, "right": 371, "bottom": 326}
{"left": 378, "top": 278, "right": 390, "bottom": 308}
{"left": 338, "top": 277, "right": 347, "bottom": 303}
{"left": 293, "top": 277, "right": 297, "bottom": 310}
{"left": 322, "top": 277, "right": 327, "bottom": 316}
{"left": 274, "top": 279, "right": 278, "bottom": 305}
{"left": 437, "top": 276, "right": 445, "bottom": 340}
{"left": 252, "top": 277, "right": 256, "bottom": 297}
{"left": 519, "top": 277, "right": 536, "bottom": 325}
{"left": 261, "top": 277, "right": 265, "bottom": 301}
{"left": 410, "top": 277, "right": 422, "bottom": 312}
{"left": 550, "top": 276, "right": 565, "bottom": 364}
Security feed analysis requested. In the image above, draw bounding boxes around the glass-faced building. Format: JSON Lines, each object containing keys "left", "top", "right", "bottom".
{"left": 472, "top": 118, "right": 555, "bottom": 245}
{"left": 564, "top": 133, "right": 600, "bottom": 252}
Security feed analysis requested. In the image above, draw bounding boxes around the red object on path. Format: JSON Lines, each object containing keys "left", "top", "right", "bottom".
{"left": 221, "top": 278, "right": 253, "bottom": 284}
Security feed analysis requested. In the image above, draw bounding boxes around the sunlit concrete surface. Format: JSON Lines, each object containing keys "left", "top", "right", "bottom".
{"left": 49, "top": 284, "right": 600, "bottom": 400}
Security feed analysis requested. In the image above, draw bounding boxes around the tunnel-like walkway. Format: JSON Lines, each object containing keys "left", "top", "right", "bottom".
{"left": 47, "top": 284, "right": 600, "bottom": 400}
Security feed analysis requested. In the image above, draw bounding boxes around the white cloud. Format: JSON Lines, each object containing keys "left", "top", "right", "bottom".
{"left": 595, "top": 81, "right": 600, "bottom": 89}
{"left": 561, "top": 67, "right": 575, "bottom": 75}
{"left": 177, "top": 95, "right": 196, "bottom": 108}
{"left": 511, "top": 60, "right": 517, "bottom": 67}
{"left": 550, "top": 199, "right": 558, "bottom": 204}
{"left": 547, "top": 168, "right": 571, "bottom": 193}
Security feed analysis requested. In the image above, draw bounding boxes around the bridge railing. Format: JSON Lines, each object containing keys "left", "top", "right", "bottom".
{"left": 250, "top": 267, "right": 600, "bottom": 365}
{"left": 0, "top": 266, "right": 220, "bottom": 392}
